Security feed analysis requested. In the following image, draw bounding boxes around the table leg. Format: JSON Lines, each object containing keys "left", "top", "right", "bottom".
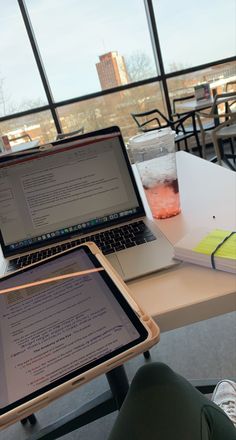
{"left": 192, "top": 114, "right": 203, "bottom": 157}
{"left": 106, "top": 365, "right": 130, "bottom": 409}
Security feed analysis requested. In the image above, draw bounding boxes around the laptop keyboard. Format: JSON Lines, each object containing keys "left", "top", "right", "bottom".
{"left": 7, "top": 221, "right": 156, "bottom": 272}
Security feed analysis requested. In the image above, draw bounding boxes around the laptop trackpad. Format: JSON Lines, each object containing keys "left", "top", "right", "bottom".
{"left": 113, "top": 241, "right": 176, "bottom": 282}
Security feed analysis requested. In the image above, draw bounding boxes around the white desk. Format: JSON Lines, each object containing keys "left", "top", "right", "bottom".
{"left": 176, "top": 96, "right": 234, "bottom": 114}
{"left": 176, "top": 98, "right": 214, "bottom": 113}
{"left": 128, "top": 151, "right": 236, "bottom": 332}
{"left": 0, "top": 152, "right": 235, "bottom": 333}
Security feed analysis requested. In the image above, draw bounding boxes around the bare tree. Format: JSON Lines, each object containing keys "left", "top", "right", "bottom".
{"left": 126, "top": 51, "right": 156, "bottom": 82}
{"left": 0, "top": 76, "right": 9, "bottom": 117}
{"left": 18, "top": 98, "right": 45, "bottom": 111}
{"left": 168, "top": 62, "right": 190, "bottom": 73}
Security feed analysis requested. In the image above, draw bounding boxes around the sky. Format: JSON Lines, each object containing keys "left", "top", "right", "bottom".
{"left": 0, "top": 0, "right": 235, "bottom": 113}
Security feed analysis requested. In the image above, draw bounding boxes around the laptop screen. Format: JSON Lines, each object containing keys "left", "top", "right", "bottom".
{"left": 0, "top": 131, "right": 144, "bottom": 256}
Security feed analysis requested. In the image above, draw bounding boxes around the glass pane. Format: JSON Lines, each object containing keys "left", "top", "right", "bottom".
{"left": 0, "top": 111, "right": 57, "bottom": 146}
{"left": 0, "top": 4, "right": 47, "bottom": 117}
{"left": 57, "top": 82, "right": 165, "bottom": 142}
{"left": 25, "top": 0, "right": 157, "bottom": 100}
{"left": 167, "top": 61, "right": 236, "bottom": 153}
{"left": 167, "top": 61, "right": 236, "bottom": 114}
{"left": 153, "top": 0, "right": 236, "bottom": 73}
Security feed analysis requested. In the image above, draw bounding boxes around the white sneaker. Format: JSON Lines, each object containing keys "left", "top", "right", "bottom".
{"left": 212, "top": 380, "right": 236, "bottom": 428}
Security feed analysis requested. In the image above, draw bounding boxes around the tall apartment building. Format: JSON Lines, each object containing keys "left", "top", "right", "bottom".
{"left": 96, "top": 51, "right": 129, "bottom": 90}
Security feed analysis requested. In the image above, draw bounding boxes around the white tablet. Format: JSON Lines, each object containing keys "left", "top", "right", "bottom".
{"left": 0, "top": 243, "right": 159, "bottom": 428}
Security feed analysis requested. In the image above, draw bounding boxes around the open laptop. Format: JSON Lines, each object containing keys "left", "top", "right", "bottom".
{"left": 0, "top": 126, "right": 177, "bottom": 281}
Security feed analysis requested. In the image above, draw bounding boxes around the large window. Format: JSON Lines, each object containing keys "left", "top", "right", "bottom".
{"left": 0, "top": 3, "right": 47, "bottom": 117}
{"left": 25, "top": 0, "right": 157, "bottom": 100}
{"left": 167, "top": 61, "right": 236, "bottom": 113}
{"left": 153, "top": 0, "right": 236, "bottom": 73}
{"left": 0, "top": 1, "right": 235, "bottom": 147}
{"left": 57, "top": 81, "right": 164, "bottom": 142}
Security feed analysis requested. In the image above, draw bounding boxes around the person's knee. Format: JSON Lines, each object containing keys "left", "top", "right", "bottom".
{"left": 131, "top": 362, "right": 175, "bottom": 390}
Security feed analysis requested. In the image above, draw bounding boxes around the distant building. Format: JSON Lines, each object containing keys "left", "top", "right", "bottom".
{"left": 96, "top": 51, "right": 129, "bottom": 90}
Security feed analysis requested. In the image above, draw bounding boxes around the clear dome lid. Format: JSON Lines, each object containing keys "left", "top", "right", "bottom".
{"left": 128, "top": 127, "right": 175, "bottom": 149}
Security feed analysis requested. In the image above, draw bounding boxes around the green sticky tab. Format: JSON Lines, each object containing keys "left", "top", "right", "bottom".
{"left": 194, "top": 229, "right": 236, "bottom": 260}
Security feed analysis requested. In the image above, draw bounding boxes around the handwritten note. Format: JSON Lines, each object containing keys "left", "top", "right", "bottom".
{"left": 194, "top": 229, "right": 236, "bottom": 260}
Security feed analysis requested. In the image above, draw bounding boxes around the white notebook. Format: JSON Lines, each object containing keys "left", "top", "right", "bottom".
{"left": 174, "top": 228, "right": 236, "bottom": 274}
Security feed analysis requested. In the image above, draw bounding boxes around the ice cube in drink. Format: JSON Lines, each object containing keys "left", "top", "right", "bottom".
{"left": 137, "top": 154, "right": 181, "bottom": 219}
{"left": 144, "top": 178, "right": 181, "bottom": 219}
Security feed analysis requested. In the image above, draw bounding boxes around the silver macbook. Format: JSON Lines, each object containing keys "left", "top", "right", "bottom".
{"left": 0, "top": 126, "right": 177, "bottom": 281}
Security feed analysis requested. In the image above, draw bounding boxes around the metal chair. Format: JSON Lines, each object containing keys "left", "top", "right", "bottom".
{"left": 211, "top": 113, "right": 236, "bottom": 170}
{"left": 196, "top": 92, "right": 236, "bottom": 161}
{"left": 172, "top": 94, "right": 215, "bottom": 151}
{"left": 172, "top": 94, "right": 195, "bottom": 115}
{"left": 131, "top": 108, "right": 203, "bottom": 156}
{"left": 56, "top": 127, "right": 84, "bottom": 140}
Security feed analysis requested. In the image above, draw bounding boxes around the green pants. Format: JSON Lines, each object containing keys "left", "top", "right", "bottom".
{"left": 108, "top": 362, "right": 236, "bottom": 440}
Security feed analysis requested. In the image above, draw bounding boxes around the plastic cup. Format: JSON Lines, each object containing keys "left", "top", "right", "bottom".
{"left": 128, "top": 128, "right": 181, "bottom": 219}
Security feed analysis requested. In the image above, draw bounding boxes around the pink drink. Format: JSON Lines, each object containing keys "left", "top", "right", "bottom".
{"left": 129, "top": 128, "right": 181, "bottom": 219}
{"left": 144, "top": 178, "right": 181, "bottom": 219}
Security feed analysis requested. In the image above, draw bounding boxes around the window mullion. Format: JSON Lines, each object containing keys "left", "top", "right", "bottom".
{"left": 17, "top": 0, "right": 62, "bottom": 133}
{"left": 144, "top": 0, "right": 173, "bottom": 119}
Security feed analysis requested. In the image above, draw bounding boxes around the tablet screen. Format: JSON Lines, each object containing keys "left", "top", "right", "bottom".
{"left": 0, "top": 246, "right": 148, "bottom": 415}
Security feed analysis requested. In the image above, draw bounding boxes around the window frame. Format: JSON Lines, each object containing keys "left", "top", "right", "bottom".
{"left": 0, "top": 0, "right": 235, "bottom": 137}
